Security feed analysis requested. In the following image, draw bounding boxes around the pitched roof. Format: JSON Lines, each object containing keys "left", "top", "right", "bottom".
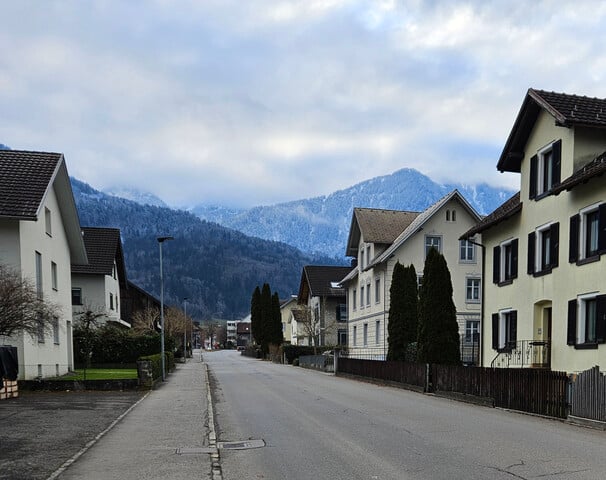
{"left": 498, "top": 89, "right": 606, "bottom": 172}
{"left": 345, "top": 208, "right": 420, "bottom": 257}
{"left": 298, "top": 265, "right": 353, "bottom": 301}
{"left": 551, "top": 152, "right": 606, "bottom": 195}
{"left": 0, "top": 149, "right": 87, "bottom": 263}
{"left": 72, "top": 228, "right": 127, "bottom": 284}
{"left": 460, "top": 192, "right": 521, "bottom": 238}
{"left": 291, "top": 309, "right": 307, "bottom": 323}
{"left": 372, "top": 190, "right": 482, "bottom": 266}
{"left": 0, "top": 150, "right": 63, "bottom": 219}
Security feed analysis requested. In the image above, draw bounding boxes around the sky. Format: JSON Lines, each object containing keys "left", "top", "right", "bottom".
{"left": 2, "top": 1, "right": 606, "bottom": 209}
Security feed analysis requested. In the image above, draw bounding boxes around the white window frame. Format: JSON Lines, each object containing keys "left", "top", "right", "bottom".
{"left": 537, "top": 142, "right": 555, "bottom": 195}
{"left": 465, "top": 320, "right": 479, "bottom": 343}
{"left": 577, "top": 292, "right": 599, "bottom": 345}
{"left": 460, "top": 239, "right": 475, "bottom": 262}
{"left": 579, "top": 202, "right": 601, "bottom": 260}
{"left": 110, "top": 293, "right": 114, "bottom": 310}
{"left": 498, "top": 308, "right": 513, "bottom": 350}
{"left": 465, "top": 277, "right": 481, "bottom": 303}
{"left": 499, "top": 238, "right": 515, "bottom": 282}
{"left": 366, "top": 245, "right": 371, "bottom": 266}
{"left": 425, "top": 235, "right": 442, "bottom": 257}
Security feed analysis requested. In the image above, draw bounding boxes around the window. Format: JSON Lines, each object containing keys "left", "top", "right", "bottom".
{"left": 366, "top": 245, "right": 371, "bottom": 266}
{"left": 51, "top": 262, "right": 58, "bottom": 291}
{"left": 337, "top": 303, "right": 347, "bottom": 322}
{"left": 338, "top": 329, "right": 347, "bottom": 346}
{"left": 72, "top": 288, "right": 82, "bottom": 306}
{"left": 567, "top": 294, "right": 606, "bottom": 347}
{"left": 363, "top": 323, "right": 368, "bottom": 346}
{"left": 353, "top": 326, "right": 357, "bottom": 346}
{"left": 110, "top": 293, "right": 114, "bottom": 310}
{"left": 45, "top": 207, "right": 52, "bottom": 236}
{"left": 528, "top": 223, "right": 559, "bottom": 275}
{"left": 360, "top": 286, "right": 365, "bottom": 309}
{"left": 570, "top": 203, "right": 606, "bottom": 263}
{"left": 360, "top": 247, "right": 365, "bottom": 268}
{"left": 446, "top": 210, "right": 450, "bottom": 221}
{"left": 493, "top": 239, "right": 518, "bottom": 285}
{"left": 492, "top": 310, "right": 517, "bottom": 352}
{"left": 352, "top": 289, "right": 357, "bottom": 310}
{"left": 529, "top": 140, "right": 561, "bottom": 199}
{"left": 425, "top": 236, "right": 442, "bottom": 256}
{"left": 452, "top": 210, "right": 456, "bottom": 221}
{"left": 375, "top": 277, "right": 381, "bottom": 304}
{"left": 466, "top": 278, "right": 481, "bottom": 303}
{"left": 460, "top": 239, "right": 475, "bottom": 262}
{"left": 366, "top": 282, "right": 371, "bottom": 306}
{"left": 465, "top": 320, "right": 480, "bottom": 343}
{"left": 53, "top": 318, "right": 60, "bottom": 344}
{"left": 375, "top": 321, "right": 380, "bottom": 345}
{"left": 37, "top": 317, "right": 45, "bottom": 343}
{"left": 35, "top": 251, "right": 43, "bottom": 299}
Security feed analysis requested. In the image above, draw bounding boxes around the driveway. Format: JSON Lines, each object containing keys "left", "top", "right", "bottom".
{"left": 0, "top": 390, "right": 144, "bottom": 480}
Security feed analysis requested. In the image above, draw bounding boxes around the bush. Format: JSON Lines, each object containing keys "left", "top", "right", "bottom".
{"left": 138, "top": 351, "right": 175, "bottom": 380}
{"left": 241, "top": 345, "right": 261, "bottom": 358}
{"left": 283, "top": 345, "right": 316, "bottom": 364}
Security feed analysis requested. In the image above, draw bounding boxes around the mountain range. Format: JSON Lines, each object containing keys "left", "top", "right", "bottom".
{"left": 191, "top": 168, "right": 515, "bottom": 258}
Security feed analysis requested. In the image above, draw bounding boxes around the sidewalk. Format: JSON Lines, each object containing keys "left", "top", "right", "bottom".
{"left": 54, "top": 354, "right": 212, "bottom": 480}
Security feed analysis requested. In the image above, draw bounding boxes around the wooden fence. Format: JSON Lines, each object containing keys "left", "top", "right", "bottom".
{"left": 570, "top": 366, "right": 606, "bottom": 422}
{"left": 337, "top": 357, "right": 427, "bottom": 390}
{"left": 432, "top": 365, "right": 568, "bottom": 418}
{"left": 336, "top": 358, "right": 569, "bottom": 419}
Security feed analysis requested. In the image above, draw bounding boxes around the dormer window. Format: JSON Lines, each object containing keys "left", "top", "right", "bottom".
{"left": 529, "top": 140, "right": 561, "bottom": 199}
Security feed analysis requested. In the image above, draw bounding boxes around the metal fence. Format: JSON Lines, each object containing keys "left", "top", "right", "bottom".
{"left": 298, "top": 355, "right": 334, "bottom": 373}
{"left": 570, "top": 366, "right": 606, "bottom": 422}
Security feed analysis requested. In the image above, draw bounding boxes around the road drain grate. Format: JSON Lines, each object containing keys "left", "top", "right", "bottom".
{"left": 219, "top": 439, "right": 265, "bottom": 450}
{"left": 175, "top": 447, "right": 216, "bottom": 455}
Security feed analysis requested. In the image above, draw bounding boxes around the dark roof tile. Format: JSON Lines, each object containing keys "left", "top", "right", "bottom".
{"left": 72, "top": 227, "right": 124, "bottom": 276}
{"left": 552, "top": 152, "right": 606, "bottom": 195}
{"left": 461, "top": 192, "right": 521, "bottom": 238}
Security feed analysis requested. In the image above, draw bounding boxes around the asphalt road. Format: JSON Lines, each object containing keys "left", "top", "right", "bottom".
{"left": 206, "top": 350, "right": 606, "bottom": 480}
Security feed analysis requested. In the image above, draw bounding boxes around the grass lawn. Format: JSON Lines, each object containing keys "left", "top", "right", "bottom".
{"left": 52, "top": 368, "right": 138, "bottom": 381}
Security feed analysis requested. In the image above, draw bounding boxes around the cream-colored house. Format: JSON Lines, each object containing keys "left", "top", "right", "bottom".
{"left": 71, "top": 227, "right": 129, "bottom": 328}
{"left": 280, "top": 295, "right": 298, "bottom": 344}
{"left": 463, "top": 89, "right": 606, "bottom": 373}
{"left": 342, "top": 191, "right": 483, "bottom": 361}
{"left": 0, "top": 150, "right": 88, "bottom": 379}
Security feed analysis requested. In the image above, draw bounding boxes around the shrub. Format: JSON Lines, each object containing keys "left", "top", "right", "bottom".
{"left": 138, "top": 351, "right": 175, "bottom": 380}
{"left": 283, "top": 345, "right": 316, "bottom": 364}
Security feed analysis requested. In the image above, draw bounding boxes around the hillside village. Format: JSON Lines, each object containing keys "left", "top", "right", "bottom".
{"left": 1, "top": 88, "right": 606, "bottom": 426}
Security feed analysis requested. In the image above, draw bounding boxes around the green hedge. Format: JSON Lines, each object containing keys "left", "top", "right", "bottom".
{"left": 283, "top": 345, "right": 317, "bottom": 364}
{"left": 138, "top": 352, "right": 175, "bottom": 380}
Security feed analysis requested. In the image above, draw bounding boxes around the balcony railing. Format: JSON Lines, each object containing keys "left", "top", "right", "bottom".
{"left": 491, "top": 340, "right": 550, "bottom": 369}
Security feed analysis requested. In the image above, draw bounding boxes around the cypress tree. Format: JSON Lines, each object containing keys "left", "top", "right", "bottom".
{"left": 387, "top": 261, "right": 406, "bottom": 361}
{"left": 401, "top": 263, "right": 418, "bottom": 360}
{"left": 259, "top": 283, "right": 272, "bottom": 353}
{"left": 270, "top": 292, "right": 284, "bottom": 346}
{"left": 417, "top": 248, "right": 460, "bottom": 365}
{"left": 250, "top": 286, "right": 261, "bottom": 345}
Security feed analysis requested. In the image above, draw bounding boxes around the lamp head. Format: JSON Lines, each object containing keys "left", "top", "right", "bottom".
{"left": 157, "top": 236, "right": 174, "bottom": 243}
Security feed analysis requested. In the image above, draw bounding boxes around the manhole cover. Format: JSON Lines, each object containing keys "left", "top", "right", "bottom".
{"left": 218, "top": 439, "right": 265, "bottom": 450}
{"left": 175, "top": 447, "right": 216, "bottom": 455}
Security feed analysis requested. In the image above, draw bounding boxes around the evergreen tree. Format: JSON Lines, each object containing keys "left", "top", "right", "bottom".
{"left": 259, "top": 283, "right": 273, "bottom": 353}
{"left": 417, "top": 248, "right": 460, "bottom": 365}
{"left": 387, "top": 262, "right": 418, "bottom": 361}
{"left": 270, "top": 292, "right": 284, "bottom": 346}
{"left": 250, "top": 286, "right": 261, "bottom": 345}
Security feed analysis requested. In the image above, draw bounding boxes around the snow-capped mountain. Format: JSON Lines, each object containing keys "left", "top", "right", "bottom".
{"left": 103, "top": 186, "right": 168, "bottom": 208}
{"left": 193, "top": 168, "right": 515, "bottom": 258}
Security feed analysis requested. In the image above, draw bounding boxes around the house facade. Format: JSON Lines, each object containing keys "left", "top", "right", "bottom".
{"left": 279, "top": 295, "right": 298, "bottom": 344}
{"left": 0, "top": 150, "right": 88, "bottom": 379}
{"left": 294, "top": 265, "right": 353, "bottom": 347}
{"left": 463, "top": 89, "right": 606, "bottom": 373}
{"left": 342, "top": 192, "right": 483, "bottom": 361}
{"left": 72, "top": 227, "right": 129, "bottom": 328}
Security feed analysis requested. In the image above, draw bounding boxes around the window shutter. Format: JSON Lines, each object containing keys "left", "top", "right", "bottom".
{"left": 552, "top": 139, "right": 562, "bottom": 185}
{"left": 511, "top": 239, "right": 519, "bottom": 279}
{"left": 596, "top": 295, "right": 606, "bottom": 344}
{"left": 550, "top": 222, "right": 559, "bottom": 268}
{"left": 335, "top": 305, "right": 341, "bottom": 322}
{"left": 493, "top": 245, "right": 501, "bottom": 284}
{"left": 509, "top": 311, "right": 517, "bottom": 348}
{"left": 492, "top": 313, "right": 499, "bottom": 350}
{"left": 527, "top": 232, "right": 536, "bottom": 274}
{"left": 599, "top": 204, "right": 606, "bottom": 254}
{"left": 567, "top": 299, "right": 577, "bottom": 345}
{"left": 529, "top": 155, "right": 538, "bottom": 199}
{"left": 569, "top": 214, "right": 579, "bottom": 263}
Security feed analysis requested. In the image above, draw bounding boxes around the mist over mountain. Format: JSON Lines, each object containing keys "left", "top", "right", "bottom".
{"left": 192, "top": 168, "right": 514, "bottom": 258}
{"left": 103, "top": 186, "right": 168, "bottom": 208}
{"left": 71, "top": 178, "right": 341, "bottom": 320}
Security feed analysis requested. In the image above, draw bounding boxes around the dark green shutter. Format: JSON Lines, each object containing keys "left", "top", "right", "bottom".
{"left": 552, "top": 140, "right": 562, "bottom": 185}
{"left": 550, "top": 222, "right": 559, "bottom": 268}
{"left": 599, "top": 204, "right": 606, "bottom": 254}
{"left": 493, "top": 246, "right": 500, "bottom": 284}
{"left": 511, "top": 239, "right": 519, "bottom": 279}
{"left": 569, "top": 214, "right": 579, "bottom": 263}
{"left": 529, "top": 155, "right": 538, "bottom": 199}
{"left": 527, "top": 232, "right": 536, "bottom": 274}
{"left": 596, "top": 295, "right": 606, "bottom": 344}
{"left": 509, "top": 311, "right": 517, "bottom": 349}
{"left": 492, "top": 313, "right": 499, "bottom": 350}
{"left": 567, "top": 300, "right": 577, "bottom": 345}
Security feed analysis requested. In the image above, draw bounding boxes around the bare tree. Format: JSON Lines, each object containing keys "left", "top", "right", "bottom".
{"left": 131, "top": 306, "right": 160, "bottom": 334}
{"left": 0, "top": 263, "right": 59, "bottom": 339}
{"left": 294, "top": 299, "right": 336, "bottom": 353}
{"left": 74, "top": 306, "right": 105, "bottom": 380}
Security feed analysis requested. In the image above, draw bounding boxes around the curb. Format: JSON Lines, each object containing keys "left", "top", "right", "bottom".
{"left": 204, "top": 363, "right": 222, "bottom": 480}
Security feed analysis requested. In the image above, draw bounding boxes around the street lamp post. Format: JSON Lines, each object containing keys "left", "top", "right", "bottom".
{"left": 183, "top": 297, "right": 188, "bottom": 361}
{"left": 158, "top": 236, "right": 174, "bottom": 381}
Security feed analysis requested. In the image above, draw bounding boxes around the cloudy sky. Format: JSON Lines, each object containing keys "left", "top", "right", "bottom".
{"left": 2, "top": 1, "right": 606, "bottom": 208}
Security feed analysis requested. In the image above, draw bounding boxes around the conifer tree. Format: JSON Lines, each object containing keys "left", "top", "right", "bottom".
{"left": 417, "top": 248, "right": 460, "bottom": 365}
{"left": 259, "top": 283, "right": 273, "bottom": 353}
{"left": 388, "top": 262, "right": 418, "bottom": 361}
{"left": 250, "top": 286, "right": 261, "bottom": 345}
{"left": 270, "top": 292, "right": 284, "bottom": 346}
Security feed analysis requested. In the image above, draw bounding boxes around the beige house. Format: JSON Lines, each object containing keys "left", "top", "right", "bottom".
{"left": 0, "top": 150, "right": 88, "bottom": 379}
{"left": 463, "top": 88, "right": 606, "bottom": 373}
{"left": 293, "top": 265, "right": 353, "bottom": 347}
{"left": 342, "top": 191, "right": 483, "bottom": 361}
{"left": 280, "top": 295, "right": 298, "bottom": 344}
{"left": 71, "top": 227, "right": 129, "bottom": 328}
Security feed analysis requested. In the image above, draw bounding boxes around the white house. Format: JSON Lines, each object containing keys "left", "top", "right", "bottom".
{"left": 71, "top": 227, "right": 129, "bottom": 328}
{"left": 342, "top": 191, "right": 483, "bottom": 361}
{"left": 462, "top": 88, "right": 606, "bottom": 373}
{"left": 0, "top": 150, "right": 88, "bottom": 379}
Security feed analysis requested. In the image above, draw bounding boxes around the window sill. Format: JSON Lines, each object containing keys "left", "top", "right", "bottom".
{"left": 459, "top": 259, "right": 477, "bottom": 264}
{"left": 532, "top": 267, "right": 553, "bottom": 278}
{"left": 465, "top": 300, "right": 481, "bottom": 304}
{"left": 576, "top": 255, "right": 600, "bottom": 266}
{"left": 533, "top": 190, "right": 556, "bottom": 201}
{"left": 574, "top": 343, "right": 598, "bottom": 350}
{"left": 497, "top": 279, "right": 514, "bottom": 287}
